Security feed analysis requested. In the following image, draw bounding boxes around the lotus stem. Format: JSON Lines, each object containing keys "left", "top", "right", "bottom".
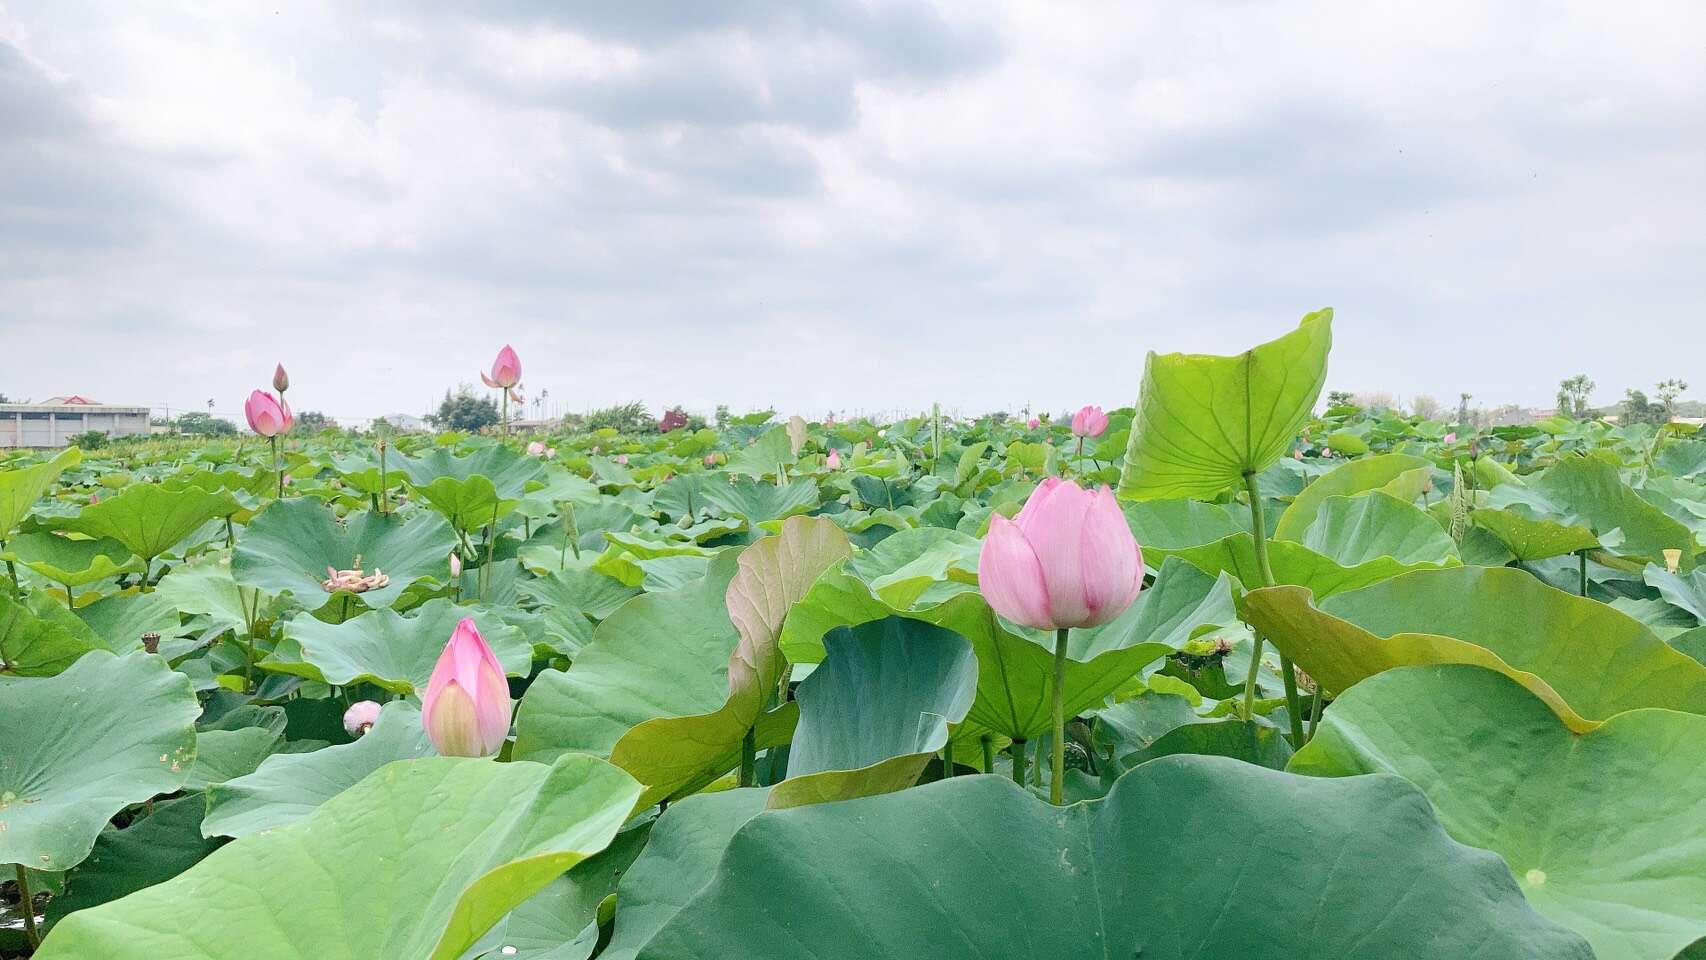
{"left": 1578, "top": 550, "right": 1588, "bottom": 597}
{"left": 271, "top": 435, "right": 282, "bottom": 498}
{"left": 1050, "top": 626, "right": 1068, "bottom": 804}
{"left": 15, "top": 864, "right": 39, "bottom": 949}
{"left": 942, "top": 737, "right": 955, "bottom": 779}
{"left": 1010, "top": 737, "right": 1027, "bottom": 786}
{"left": 981, "top": 734, "right": 995, "bottom": 773}
{"left": 739, "top": 728, "right": 756, "bottom": 787}
{"left": 1243, "top": 470, "right": 1306, "bottom": 746}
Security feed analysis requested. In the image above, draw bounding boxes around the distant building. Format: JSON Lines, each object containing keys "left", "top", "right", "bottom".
{"left": 0, "top": 396, "right": 152, "bottom": 448}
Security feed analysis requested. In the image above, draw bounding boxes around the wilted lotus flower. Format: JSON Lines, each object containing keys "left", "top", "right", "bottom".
{"left": 978, "top": 477, "right": 1144, "bottom": 631}
{"left": 1070, "top": 405, "right": 1109, "bottom": 439}
{"left": 481, "top": 345, "right": 522, "bottom": 389}
{"left": 826, "top": 448, "right": 842, "bottom": 469}
{"left": 1027, "top": 417, "right": 1040, "bottom": 429}
{"left": 526, "top": 441, "right": 545, "bottom": 456}
{"left": 421, "top": 618, "right": 512, "bottom": 757}
{"left": 449, "top": 551, "right": 462, "bottom": 579}
{"left": 1444, "top": 432, "right": 1457, "bottom": 444}
{"left": 615, "top": 453, "right": 629, "bottom": 465}
{"left": 244, "top": 390, "right": 288, "bottom": 437}
{"left": 1664, "top": 549, "right": 1683, "bottom": 574}
{"left": 342, "top": 700, "right": 381, "bottom": 737}
{"left": 272, "top": 363, "right": 289, "bottom": 393}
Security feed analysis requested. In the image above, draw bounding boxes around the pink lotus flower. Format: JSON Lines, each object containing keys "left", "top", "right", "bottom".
{"left": 244, "top": 390, "right": 288, "bottom": 437}
{"left": 977, "top": 477, "right": 1144, "bottom": 630}
{"left": 421, "top": 618, "right": 511, "bottom": 757}
{"left": 704, "top": 453, "right": 718, "bottom": 467}
{"left": 527, "top": 441, "right": 546, "bottom": 456}
{"left": 1443, "top": 432, "right": 1457, "bottom": 444}
{"left": 826, "top": 448, "right": 842, "bottom": 469}
{"left": 272, "top": 363, "right": 289, "bottom": 393}
{"left": 1321, "top": 447, "right": 1333, "bottom": 457}
{"left": 342, "top": 700, "right": 381, "bottom": 736}
{"left": 481, "top": 345, "right": 522, "bottom": 389}
{"left": 1293, "top": 449, "right": 1304, "bottom": 460}
{"left": 824, "top": 414, "right": 836, "bottom": 426}
{"left": 1070, "top": 405, "right": 1109, "bottom": 439}
{"left": 1027, "top": 418, "right": 1040, "bottom": 429}
{"left": 615, "top": 454, "right": 629, "bottom": 465}
{"left": 88, "top": 492, "right": 99, "bottom": 504}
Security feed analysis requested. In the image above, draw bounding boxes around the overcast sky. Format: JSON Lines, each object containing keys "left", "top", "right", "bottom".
{"left": 2, "top": 2, "right": 1702, "bottom": 426}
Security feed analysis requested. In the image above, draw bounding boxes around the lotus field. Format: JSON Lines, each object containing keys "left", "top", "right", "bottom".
{"left": 6, "top": 311, "right": 1706, "bottom": 960}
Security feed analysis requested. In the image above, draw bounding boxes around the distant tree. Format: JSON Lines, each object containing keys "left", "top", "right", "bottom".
{"left": 175, "top": 412, "right": 236, "bottom": 436}
{"left": 68, "top": 430, "right": 108, "bottom": 449}
{"left": 1410, "top": 394, "right": 1442, "bottom": 420}
{"left": 0, "top": 392, "right": 9, "bottom": 403}
{"left": 1655, "top": 379, "right": 1689, "bottom": 420}
{"left": 1456, "top": 393, "right": 1473, "bottom": 426}
{"left": 1352, "top": 392, "right": 1397, "bottom": 413}
{"left": 583, "top": 402, "right": 653, "bottom": 434}
{"left": 1558, "top": 375, "right": 1595, "bottom": 418}
{"left": 1326, "top": 391, "right": 1355, "bottom": 408}
{"left": 429, "top": 388, "right": 500, "bottom": 432}
{"left": 714, "top": 404, "right": 731, "bottom": 430}
{"left": 294, "top": 410, "right": 333, "bottom": 432}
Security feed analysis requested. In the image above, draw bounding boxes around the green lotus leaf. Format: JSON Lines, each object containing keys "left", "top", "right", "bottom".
{"left": 1119, "top": 309, "right": 1332, "bottom": 501}
{"left": 468, "top": 820, "right": 654, "bottom": 960}
{"left": 1645, "top": 565, "right": 1706, "bottom": 622}
{"left": 61, "top": 483, "right": 231, "bottom": 568}
{"left": 634, "top": 756, "right": 1589, "bottom": 959}
{"left": 232, "top": 498, "right": 456, "bottom": 613}
{"left": 1496, "top": 456, "right": 1695, "bottom": 570}
{"left": 0, "top": 651, "right": 198, "bottom": 870}
{"left": 769, "top": 617, "right": 975, "bottom": 809}
{"left": 398, "top": 445, "right": 547, "bottom": 502}
{"left": 75, "top": 590, "right": 193, "bottom": 657}
{"left": 202, "top": 701, "right": 433, "bottom": 838}
{"left": 1655, "top": 439, "right": 1706, "bottom": 479}
{"left": 1297, "top": 492, "right": 1458, "bottom": 566}
{"left": 699, "top": 476, "right": 819, "bottom": 523}
{"left": 1290, "top": 664, "right": 1706, "bottom": 960}
{"left": 154, "top": 556, "right": 268, "bottom": 636}
{"left": 1471, "top": 506, "right": 1600, "bottom": 561}
{"left": 0, "top": 531, "right": 139, "bottom": 588}
{"left": 264, "top": 598, "right": 530, "bottom": 694}
{"left": 517, "top": 565, "right": 641, "bottom": 621}
{"left": 36, "top": 755, "right": 642, "bottom": 960}
{"left": 1272, "top": 452, "right": 1433, "bottom": 539}
{"left": 0, "top": 590, "right": 98, "bottom": 676}
{"left": 841, "top": 526, "right": 980, "bottom": 606}
{"left": 723, "top": 426, "right": 795, "bottom": 480}
{"left": 180, "top": 726, "right": 283, "bottom": 792}
{"left": 1120, "top": 498, "right": 1248, "bottom": 550}
{"left": 1163, "top": 530, "right": 1449, "bottom": 599}
{"left": 0, "top": 447, "right": 80, "bottom": 537}
{"left": 42, "top": 796, "right": 221, "bottom": 929}
{"left": 1243, "top": 566, "right": 1706, "bottom": 730}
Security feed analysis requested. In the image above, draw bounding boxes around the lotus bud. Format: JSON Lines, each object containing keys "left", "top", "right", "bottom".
{"left": 89, "top": 492, "right": 99, "bottom": 504}
{"left": 343, "top": 700, "right": 382, "bottom": 737}
{"left": 1027, "top": 418, "right": 1040, "bottom": 429}
{"left": 272, "top": 363, "right": 289, "bottom": 393}
{"left": 421, "top": 617, "right": 512, "bottom": 757}
{"left": 705, "top": 453, "right": 718, "bottom": 467}
{"left": 527, "top": 441, "right": 546, "bottom": 456}
{"left": 449, "top": 551, "right": 463, "bottom": 579}
{"left": 1664, "top": 549, "right": 1682, "bottom": 574}
{"left": 1070, "top": 405, "right": 1109, "bottom": 439}
{"left": 615, "top": 454, "right": 629, "bottom": 465}
{"left": 244, "top": 390, "right": 288, "bottom": 437}
{"left": 826, "top": 448, "right": 841, "bottom": 469}
{"left": 1443, "top": 432, "right": 1457, "bottom": 444}
{"left": 482, "top": 345, "right": 522, "bottom": 389}
{"left": 977, "top": 477, "right": 1144, "bottom": 631}
{"left": 1293, "top": 449, "right": 1304, "bottom": 460}
{"left": 1321, "top": 447, "right": 1332, "bottom": 458}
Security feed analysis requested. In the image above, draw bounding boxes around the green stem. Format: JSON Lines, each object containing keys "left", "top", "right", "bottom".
{"left": 379, "top": 441, "right": 389, "bottom": 515}
{"left": 1050, "top": 626, "right": 1068, "bottom": 805}
{"left": 243, "top": 588, "right": 258, "bottom": 692}
{"left": 62, "top": 581, "right": 73, "bottom": 611}
{"left": 1578, "top": 550, "right": 1588, "bottom": 597}
{"left": 482, "top": 502, "right": 499, "bottom": 603}
{"left": 15, "top": 863, "right": 40, "bottom": 949}
{"left": 224, "top": 516, "right": 234, "bottom": 547}
{"left": 1306, "top": 686, "right": 1324, "bottom": 742}
{"left": 1243, "top": 470, "right": 1304, "bottom": 745}
{"left": 502, "top": 391, "right": 509, "bottom": 436}
{"left": 981, "top": 734, "right": 995, "bottom": 774}
{"left": 941, "top": 737, "right": 954, "bottom": 779}
{"left": 141, "top": 556, "right": 153, "bottom": 593}
{"left": 1010, "top": 738, "right": 1027, "bottom": 786}
{"left": 739, "top": 728, "right": 756, "bottom": 787}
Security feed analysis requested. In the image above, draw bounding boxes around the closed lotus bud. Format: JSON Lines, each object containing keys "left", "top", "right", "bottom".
{"left": 272, "top": 363, "right": 289, "bottom": 393}
{"left": 1443, "top": 432, "right": 1457, "bottom": 444}
{"left": 1027, "top": 418, "right": 1040, "bottom": 429}
{"left": 615, "top": 454, "right": 629, "bottom": 465}
{"left": 482, "top": 345, "right": 522, "bottom": 389}
{"left": 421, "top": 618, "right": 512, "bottom": 757}
{"left": 244, "top": 390, "right": 288, "bottom": 437}
{"left": 342, "top": 700, "right": 382, "bottom": 737}
{"left": 826, "top": 448, "right": 841, "bottom": 469}
{"left": 977, "top": 477, "right": 1144, "bottom": 631}
{"left": 1321, "top": 447, "right": 1333, "bottom": 458}
{"left": 1070, "top": 405, "right": 1109, "bottom": 439}
{"left": 1664, "top": 549, "right": 1683, "bottom": 574}
{"left": 449, "top": 551, "right": 462, "bottom": 579}
{"left": 89, "top": 492, "right": 100, "bottom": 504}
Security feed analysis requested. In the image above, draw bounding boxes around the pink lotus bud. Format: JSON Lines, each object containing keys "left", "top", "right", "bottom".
{"left": 272, "top": 363, "right": 289, "bottom": 393}
{"left": 448, "top": 551, "right": 462, "bottom": 578}
{"left": 591, "top": 445, "right": 601, "bottom": 454}
{"left": 526, "top": 441, "right": 546, "bottom": 456}
{"left": 342, "top": 700, "right": 381, "bottom": 737}
{"left": 704, "top": 453, "right": 718, "bottom": 467}
{"left": 615, "top": 454, "right": 629, "bottom": 465}
{"left": 1443, "top": 432, "right": 1457, "bottom": 444}
{"left": 482, "top": 345, "right": 522, "bottom": 389}
{"left": 977, "top": 477, "right": 1144, "bottom": 631}
{"left": 89, "top": 492, "right": 100, "bottom": 504}
{"left": 1322, "top": 447, "right": 1333, "bottom": 457}
{"left": 421, "top": 617, "right": 512, "bottom": 757}
{"left": 1070, "top": 405, "right": 1109, "bottom": 439}
{"left": 1027, "top": 418, "right": 1040, "bottom": 429}
{"left": 826, "top": 448, "right": 841, "bottom": 469}
{"left": 1293, "top": 449, "right": 1304, "bottom": 460}
{"left": 244, "top": 390, "right": 287, "bottom": 437}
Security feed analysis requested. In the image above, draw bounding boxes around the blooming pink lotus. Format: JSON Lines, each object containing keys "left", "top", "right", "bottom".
{"left": 342, "top": 700, "right": 381, "bottom": 737}
{"left": 527, "top": 441, "right": 546, "bottom": 456}
{"left": 421, "top": 617, "right": 512, "bottom": 757}
{"left": 244, "top": 390, "right": 288, "bottom": 437}
{"left": 1027, "top": 417, "right": 1040, "bottom": 429}
{"left": 614, "top": 454, "right": 629, "bottom": 465}
{"left": 1444, "top": 432, "right": 1457, "bottom": 444}
{"left": 978, "top": 477, "right": 1144, "bottom": 631}
{"left": 481, "top": 345, "right": 522, "bottom": 389}
{"left": 1070, "top": 405, "right": 1109, "bottom": 439}
{"left": 826, "top": 448, "right": 842, "bottom": 469}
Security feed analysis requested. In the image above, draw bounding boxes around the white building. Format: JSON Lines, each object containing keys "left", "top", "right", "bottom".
{"left": 0, "top": 396, "right": 152, "bottom": 448}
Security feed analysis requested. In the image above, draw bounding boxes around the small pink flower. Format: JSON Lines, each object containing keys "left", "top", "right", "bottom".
{"left": 978, "top": 478, "right": 1144, "bottom": 631}
{"left": 704, "top": 453, "right": 718, "bottom": 467}
{"left": 421, "top": 618, "right": 512, "bottom": 757}
{"left": 449, "top": 551, "right": 462, "bottom": 579}
{"left": 1070, "top": 405, "right": 1109, "bottom": 439}
{"left": 244, "top": 390, "right": 288, "bottom": 437}
{"left": 591, "top": 445, "right": 601, "bottom": 454}
{"left": 1027, "top": 418, "right": 1040, "bottom": 430}
{"left": 89, "top": 492, "right": 100, "bottom": 504}
{"left": 526, "top": 441, "right": 545, "bottom": 456}
{"left": 342, "top": 700, "right": 381, "bottom": 737}
{"left": 1293, "top": 449, "right": 1303, "bottom": 460}
{"left": 826, "top": 448, "right": 842, "bottom": 469}
{"left": 1443, "top": 432, "right": 1457, "bottom": 444}
{"left": 545, "top": 447, "right": 557, "bottom": 459}
{"left": 1321, "top": 447, "right": 1333, "bottom": 457}
{"left": 824, "top": 415, "right": 836, "bottom": 426}
{"left": 615, "top": 454, "right": 629, "bottom": 465}
{"left": 481, "top": 345, "right": 522, "bottom": 389}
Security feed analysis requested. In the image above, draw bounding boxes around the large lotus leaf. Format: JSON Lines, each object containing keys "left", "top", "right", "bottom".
{"left": 1646, "top": 565, "right": 1706, "bottom": 622}
{"left": 1515, "top": 456, "right": 1696, "bottom": 569}
{"left": 634, "top": 755, "right": 1589, "bottom": 959}
{"left": 1472, "top": 506, "right": 1600, "bottom": 561}
{"left": 1119, "top": 309, "right": 1332, "bottom": 501}
{"left": 699, "top": 476, "right": 818, "bottom": 523}
{"left": 1299, "top": 491, "right": 1457, "bottom": 566}
{"left": 180, "top": 726, "right": 283, "bottom": 792}
{"left": 62, "top": 483, "right": 230, "bottom": 563}
{"left": 1270, "top": 452, "right": 1433, "bottom": 540}
{"left": 1163, "top": 531, "right": 1448, "bottom": 599}
{"left": 467, "top": 821, "right": 654, "bottom": 960}
{"left": 75, "top": 590, "right": 194, "bottom": 656}
{"left": 600, "top": 789, "right": 769, "bottom": 960}
{"left": 0, "top": 447, "right": 79, "bottom": 536}
{"left": 1242, "top": 566, "right": 1706, "bottom": 730}
{"left": 42, "top": 796, "right": 221, "bottom": 929}
{"left": 0, "top": 651, "right": 198, "bottom": 870}
{"left": 842, "top": 525, "right": 981, "bottom": 607}
{"left": 399, "top": 445, "right": 547, "bottom": 501}
{"left": 516, "top": 566, "right": 641, "bottom": 621}
{"left": 1097, "top": 695, "right": 1292, "bottom": 773}
{"left": 770, "top": 617, "right": 975, "bottom": 809}
{"left": 723, "top": 426, "right": 795, "bottom": 480}
{"left": 1290, "top": 664, "right": 1706, "bottom": 960}
{"left": 0, "top": 590, "right": 98, "bottom": 675}
{"left": 514, "top": 553, "right": 741, "bottom": 762}
{"left": 36, "top": 755, "right": 642, "bottom": 960}
{"left": 154, "top": 556, "right": 265, "bottom": 636}
{"left": 0, "top": 531, "right": 139, "bottom": 587}
{"left": 203, "top": 701, "right": 434, "bottom": 838}
{"left": 1120, "top": 498, "right": 1248, "bottom": 550}
{"left": 1655, "top": 440, "right": 1706, "bottom": 479}
{"left": 781, "top": 557, "right": 1232, "bottom": 742}
{"left": 232, "top": 498, "right": 456, "bottom": 612}
{"left": 606, "top": 517, "right": 850, "bottom": 806}
{"left": 265, "top": 598, "right": 530, "bottom": 695}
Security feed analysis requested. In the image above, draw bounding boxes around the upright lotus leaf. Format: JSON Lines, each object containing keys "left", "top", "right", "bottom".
{"left": 154, "top": 557, "right": 265, "bottom": 636}
{"left": 232, "top": 498, "right": 456, "bottom": 613}
{"left": 635, "top": 756, "right": 1590, "bottom": 959}
{"left": 180, "top": 727, "right": 283, "bottom": 792}
{"left": 62, "top": 483, "right": 230, "bottom": 572}
{"left": 0, "top": 531, "right": 140, "bottom": 588}
{"left": 1298, "top": 493, "right": 1458, "bottom": 567}
{"left": 842, "top": 526, "right": 981, "bottom": 607}
{"left": 1119, "top": 309, "right": 1332, "bottom": 501}
{"left": 1119, "top": 498, "right": 1248, "bottom": 551}
{"left": 607, "top": 517, "right": 850, "bottom": 805}
{"left": 42, "top": 796, "right": 222, "bottom": 928}
{"left": 203, "top": 702, "right": 434, "bottom": 838}
{"left": 0, "top": 590, "right": 97, "bottom": 675}
{"left": 36, "top": 755, "right": 642, "bottom": 960}
{"left": 1164, "top": 531, "right": 1447, "bottom": 599}
{"left": 0, "top": 447, "right": 80, "bottom": 536}
{"left": 1517, "top": 456, "right": 1695, "bottom": 570}
{"left": 514, "top": 553, "right": 741, "bottom": 761}
{"left": 1646, "top": 565, "right": 1706, "bottom": 622}
{"left": 0, "top": 651, "right": 198, "bottom": 870}
{"left": 723, "top": 426, "right": 795, "bottom": 480}
{"left": 1271, "top": 452, "right": 1433, "bottom": 540}
{"left": 699, "top": 476, "right": 818, "bottom": 524}
{"left": 769, "top": 617, "right": 976, "bottom": 809}
{"left": 1242, "top": 566, "right": 1706, "bottom": 730}
{"left": 1290, "top": 664, "right": 1706, "bottom": 960}
{"left": 264, "top": 598, "right": 530, "bottom": 694}
{"left": 1472, "top": 507, "right": 1601, "bottom": 561}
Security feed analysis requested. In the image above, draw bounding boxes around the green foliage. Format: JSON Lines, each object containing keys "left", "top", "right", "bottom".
{"left": 173, "top": 411, "right": 237, "bottom": 436}
{"left": 429, "top": 387, "right": 500, "bottom": 432}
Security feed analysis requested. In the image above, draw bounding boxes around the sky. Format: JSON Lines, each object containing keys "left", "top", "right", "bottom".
{"left": 2, "top": 1, "right": 1703, "bottom": 427}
